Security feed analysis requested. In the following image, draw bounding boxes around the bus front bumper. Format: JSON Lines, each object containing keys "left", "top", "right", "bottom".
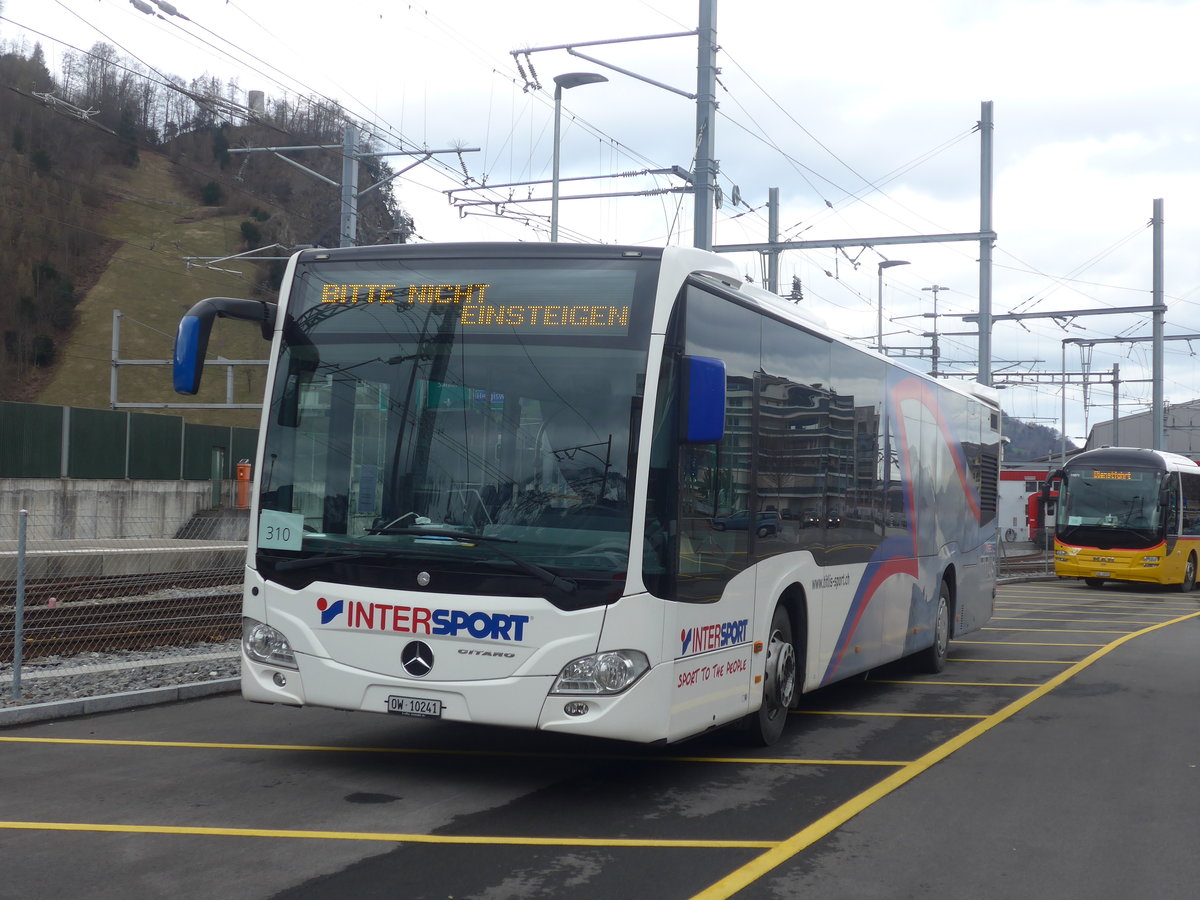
{"left": 242, "top": 651, "right": 678, "bottom": 744}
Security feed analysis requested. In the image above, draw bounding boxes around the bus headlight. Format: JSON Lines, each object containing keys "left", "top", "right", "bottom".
{"left": 243, "top": 618, "right": 298, "bottom": 669}
{"left": 551, "top": 650, "right": 649, "bottom": 695}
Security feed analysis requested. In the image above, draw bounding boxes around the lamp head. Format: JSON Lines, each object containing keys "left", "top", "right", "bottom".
{"left": 553, "top": 72, "right": 609, "bottom": 93}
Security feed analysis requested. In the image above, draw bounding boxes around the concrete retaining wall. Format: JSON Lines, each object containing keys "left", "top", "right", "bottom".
{"left": 0, "top": 479, "right": 236, "bottom": 540}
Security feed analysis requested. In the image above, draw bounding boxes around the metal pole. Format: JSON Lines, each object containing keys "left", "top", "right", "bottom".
{"left": 978, "top": 101, "right": 994, "bottom": 386}
{"left": 1061, "top": 342, "right": 1067, "bottom": 464}
{"left": 877, "top": 267, "right": 884, "bottom": 352}
{"left": 878, "top": 260, "right": 910, "bottom": 352}
{"left": 1152, "top": 198, "right": 1164, "bottom": 450}
{"left": 692, "top": 0, "right": 718, "bottom": 250}
{"left": 767, "top": 187, "right": 779, "bottom": 293}
{"left": 12, "top": 509, "right": 27, "bottom": 701}
{"left": 551, "top": 84, "right": 564, "bottom": 242}
{"left": 549, "top": 73, "right": 607, "bottom": 242}
{"left": 110, "top": 309, "right": 121, "bottom": 409}
{"left": 922, "top": 284, "right": 948, "bottom": 376}
{"left": 339, "top": 124, "right": 358, "bottom": 248}
{"left": 1112, "top": 363, "right": 1120, "bottom": 446}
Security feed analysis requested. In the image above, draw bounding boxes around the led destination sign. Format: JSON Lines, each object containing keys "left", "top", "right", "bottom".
{"left": 319, "top": 282, "right": 631, "bottom": 335}
{"left": 1090, "top": 470, "right": 1135, "bottom": 481}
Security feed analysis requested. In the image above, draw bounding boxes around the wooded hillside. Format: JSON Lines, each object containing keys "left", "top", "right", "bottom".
{"left": 0, "top": 36, "right": 400, "bottom": 410}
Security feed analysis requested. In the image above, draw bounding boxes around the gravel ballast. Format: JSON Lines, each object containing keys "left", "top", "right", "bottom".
{"left": 1, "top": 640, "right": 240, "bottom": 709}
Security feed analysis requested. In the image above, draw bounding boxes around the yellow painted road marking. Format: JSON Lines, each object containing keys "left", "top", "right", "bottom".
{"left": 991, "top": 616, "right": 1165, "bottom": 625}
{"left": 0, "top": 821, "right": 774, "bottom": 849}
{"left": 793, "top": 710, "right": 988, "bottom": 720}
{"left": 981, "top": 627, "right": 1134, "bottom": 634}
{"left": 867, "top": 679, "right": 1037, "bottom": 687}
{"left": 952, "top": 640, "right": 1105, "bottom": 647}
{"left": 691, "top": 609, "right": 1200, "bottom": 899}
{"left": 946, "top": 658, "right": 1074, "bottom": 665}
{"left": 0, "top": 735, "right": 905, "bottom": 768}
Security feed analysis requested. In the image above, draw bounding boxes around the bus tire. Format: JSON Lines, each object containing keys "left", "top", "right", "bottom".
{"left": 1083, "top": 578, "right": 1106, "bottom": 589}
{"left": 743, "top": 604, "right": 797, "bottom": 746}
{"left": 1176, "top": 554, "right": 1196, "bottom": 592}
{"left": 914, "top": 581, "right": 951, "bottom": 674}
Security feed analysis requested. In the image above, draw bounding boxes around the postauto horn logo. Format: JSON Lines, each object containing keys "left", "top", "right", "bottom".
{"left": 315, "top": 597, "right": 529, "bottom": 641}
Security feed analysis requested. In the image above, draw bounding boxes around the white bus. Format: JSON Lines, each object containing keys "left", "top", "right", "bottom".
{"left": 174, "top": 243, "right": 1001, "bottom": 745}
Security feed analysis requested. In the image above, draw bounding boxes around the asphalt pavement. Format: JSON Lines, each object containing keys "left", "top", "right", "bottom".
{"left": 737, "top": 607, "right": 1200, "bottom": 899}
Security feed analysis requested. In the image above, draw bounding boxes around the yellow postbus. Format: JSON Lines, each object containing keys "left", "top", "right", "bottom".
{"left": 1047, "top": 447, "right": 1200, "bottom": 590}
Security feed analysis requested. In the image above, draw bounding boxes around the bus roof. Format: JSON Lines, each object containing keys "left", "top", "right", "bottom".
{"left": 1067, "top": 446, "right": 1200, "bottom": 472}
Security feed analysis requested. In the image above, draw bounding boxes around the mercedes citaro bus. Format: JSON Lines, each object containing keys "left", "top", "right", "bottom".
{"left": 174, "top": 242, "right": 1001, "bottom": 744}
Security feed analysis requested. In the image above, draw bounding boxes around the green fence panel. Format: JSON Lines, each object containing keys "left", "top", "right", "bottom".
{"left": 182, "top": 423, "right": 232, "bottom": 479}
{"left": 128, "top": 412, "right": 184, "bottom": 479}
{"left": 231, "top": 427, "right": 258, "bottom": 471}
{"left": 67, "top": 407, "right": 127, "bottom": 478}
{"left": 0, "top": 401, "right": 62, "bottom": 477}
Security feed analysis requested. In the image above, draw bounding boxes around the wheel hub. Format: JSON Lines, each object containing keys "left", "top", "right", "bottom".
{"left": 767, "top": 632, "right": 796, "bottom": 708}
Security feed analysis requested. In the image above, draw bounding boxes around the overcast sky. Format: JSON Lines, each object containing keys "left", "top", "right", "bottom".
{"left": 4, "top": 0, "right": 1199, "bottom": 449}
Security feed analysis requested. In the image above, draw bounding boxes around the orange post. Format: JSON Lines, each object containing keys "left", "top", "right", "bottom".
{"left": 235, "top": 459, "right": 252, "bottom": 509}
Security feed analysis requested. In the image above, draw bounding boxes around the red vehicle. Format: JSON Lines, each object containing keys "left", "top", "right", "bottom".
{"left": 1027, "top": 489, "right": 1057, "bottom": 549}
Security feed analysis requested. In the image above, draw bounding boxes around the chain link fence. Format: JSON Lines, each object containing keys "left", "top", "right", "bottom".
{"left": 2, "top": 507, "right": 247, "bottom": 706}
{"left": 997, "top": 535, "right": 1055, "bottom": 581}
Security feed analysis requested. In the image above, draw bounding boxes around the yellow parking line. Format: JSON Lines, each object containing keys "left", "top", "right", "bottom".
{"left": 867, "top": 680, "right": 1037, "bottom": 688}
{"left": 990, "top": 616, "right": 1165, "bottom": 625}
{"left": 793, "top": 710, "right": 988, "bottom": 720}
{"left": 691, "top": 608, "right": 1200, "bottom": 899}
{"left": 1030, "top": 598, "right": 1199, "bottom": 608}
{"left": 0, "top": 735, "right": 904, "bottom": 768}
{"left": 946, "top": 658, "right": 1074, "bottom": 665}
{"left": 999, "top": 613, "right": 1186, "bottom": 622}
{"left": 0, "top": 821, "right": 775, "bottom": 849}
{"left": 980, "top": 627, "right": 1133, "bottom": 634}
{"left": 952, "top": 640, "right": 1105, "bottom": 647}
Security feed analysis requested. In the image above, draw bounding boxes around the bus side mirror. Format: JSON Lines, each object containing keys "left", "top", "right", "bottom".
{"left": 174, "top": 297, "right": 276, "bottom": 395}
{"left": 1042, "top": 469, "right": 1063, "bottom": 506}
{"left": 680, "top": 355, "right": 725, "bottom": 444}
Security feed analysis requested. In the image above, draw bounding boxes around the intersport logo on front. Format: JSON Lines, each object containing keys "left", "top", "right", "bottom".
{"left": 316, "top": 597, "right": 529, "bottom": 641}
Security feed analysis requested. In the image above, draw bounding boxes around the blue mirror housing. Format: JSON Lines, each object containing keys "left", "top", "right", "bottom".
{"left": 173, "top": 313, "right": 208, "bottom": 395}
{"left": 172, "top": 297, "right": 276, "bottom": 395}
{"left": 681, "top": 355, "right": 725, "bottom": 443}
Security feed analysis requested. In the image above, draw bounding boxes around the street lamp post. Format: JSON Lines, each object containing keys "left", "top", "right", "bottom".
{"left": 551, "top": 72, "right": 608, "bottom": 242}
{"left": 876, "top": 259, "right": 910, "bottom": 352}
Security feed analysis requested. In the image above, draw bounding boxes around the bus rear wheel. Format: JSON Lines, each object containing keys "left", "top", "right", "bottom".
{"left": 743, "top": 605, "right": 797, "bottom": 747}
{"left": 1175, "top": 554, "right": 1196, "bottom": 592}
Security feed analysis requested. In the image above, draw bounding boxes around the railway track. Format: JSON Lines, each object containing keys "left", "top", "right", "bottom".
{"left": 0, "top": 591, "right": 242, "bottom": 662}
{"left": 1, "top": 551, "right": 1050, "bottom": 664}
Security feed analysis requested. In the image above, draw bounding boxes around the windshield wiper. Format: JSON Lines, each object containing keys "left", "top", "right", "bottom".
{"left": 270, "top": 549, "right": 378, "bottom": 571}
{"left": 388, "top": 527, "right": 577, "bottom": 595}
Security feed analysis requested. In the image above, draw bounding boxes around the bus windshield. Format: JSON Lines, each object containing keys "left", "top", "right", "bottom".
{"left": 255, "top": 255, "right": 657, "bottom": 605}
{"left": 1058, "top": 465, "right": 1167, "bottom": 547}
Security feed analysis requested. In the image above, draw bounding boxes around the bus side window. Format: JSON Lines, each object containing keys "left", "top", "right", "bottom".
{"left": 1182, "top": 470, "right": 1200, "bottom": 534}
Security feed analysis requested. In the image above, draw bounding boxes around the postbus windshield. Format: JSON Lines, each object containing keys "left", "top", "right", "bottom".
{"left": 1058, "top": 464, "right": 1168, "bottom": 548}
{"left": 255, "top": 255, "right": 658, "bottom": 607}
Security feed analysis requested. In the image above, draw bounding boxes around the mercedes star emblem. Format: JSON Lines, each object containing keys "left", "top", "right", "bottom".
{"left": 401, "top": 640, "right": 435, "bottom": 678}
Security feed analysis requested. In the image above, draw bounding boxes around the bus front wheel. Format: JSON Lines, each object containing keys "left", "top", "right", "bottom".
{"left": 743, "top": 604, "right": 797, "bottom": 746}
{"left": 1176, "top": 554, "right": 1196, "bottom": 592}
{"left": 913, "top": 581, "right": 951, "bottom": 674}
